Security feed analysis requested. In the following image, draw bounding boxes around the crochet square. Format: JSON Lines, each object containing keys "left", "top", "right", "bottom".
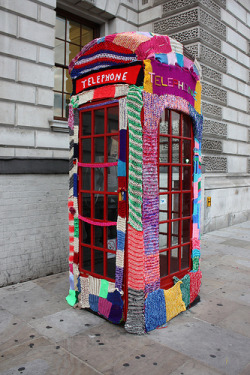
{"left": 98, "top": 297, "right": 112, "bottom": 318}
{"left": 164, "top": 281, "right": 186, "bottom": 321}
{"left": 89, "top": 294, "right": 99, "bottom": 312}
{"left": 173, "top": 274, "right": 190, "bottom": 308}
{"left": 145, "top": 289, "right": 166, "bottom": 332}
{"left": 99, "top": 279, "right": 109, "bottom": 299}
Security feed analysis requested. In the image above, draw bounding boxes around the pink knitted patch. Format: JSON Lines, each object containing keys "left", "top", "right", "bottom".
{"left": 127, "top": 225, "right": 145, "bottom": 290}
{"left": 98, "top": 297, "right": 112, "bottom": 318}
{"left": 189, "top": 270, "right": 202, "bottom": 304}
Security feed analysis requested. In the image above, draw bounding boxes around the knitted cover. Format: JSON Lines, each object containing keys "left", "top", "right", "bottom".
{"left": 67, "top": 31, "right": 203, "bottom": 333}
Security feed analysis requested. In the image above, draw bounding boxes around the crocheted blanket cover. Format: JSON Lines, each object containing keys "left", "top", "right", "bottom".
{"left": 66, "top": 31, "right": 203, "bottom": 333}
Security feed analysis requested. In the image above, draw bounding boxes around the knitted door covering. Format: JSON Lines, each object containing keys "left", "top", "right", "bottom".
{"left": 66, "top": 31, "right": 203, "bottom": 333}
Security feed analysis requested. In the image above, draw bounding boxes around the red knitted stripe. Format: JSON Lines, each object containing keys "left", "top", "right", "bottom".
{"left": 127, "top": 224, "right": 145, "bottom": 290}
{"left": 93, "top": 85, "right": 116, "bottom": 100}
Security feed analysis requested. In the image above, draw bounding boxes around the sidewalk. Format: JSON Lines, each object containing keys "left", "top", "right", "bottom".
{"left": 0, "top": 221, "right": 250, "bottom": 375}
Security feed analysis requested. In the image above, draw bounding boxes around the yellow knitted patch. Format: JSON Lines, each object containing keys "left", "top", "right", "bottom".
{"left": 164, "top": 281, "right": 186, "bottom": 321}
{"left": 143, "top": 59, "right": 153, "bottom": 93}
{"left": 194, "top": 81, "right": 202, "bottom": 114}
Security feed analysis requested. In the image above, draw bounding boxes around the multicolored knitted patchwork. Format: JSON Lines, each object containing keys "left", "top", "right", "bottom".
{"left": 67, "top": 31, "right": 203, "bottom": 334}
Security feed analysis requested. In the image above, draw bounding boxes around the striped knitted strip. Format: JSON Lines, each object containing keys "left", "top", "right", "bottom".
{"left": 127, "top": 85, "right": 143, "bottom": 231}
{"left": 119, "top": 97, "right": 127, "bottom": 130}
{"left": 88, "top": 276, "right": 101, "bottom": 296}
{"left": 125, "top": 288, "right": 145, "bottom": 335}
{"left": 127, "top": 224, "right": 145, "bottom": 290}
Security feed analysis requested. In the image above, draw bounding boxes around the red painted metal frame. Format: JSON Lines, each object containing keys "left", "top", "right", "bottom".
{"left": 78, "top": 100, "right": 120, "bottom": 282}
{"left": 159, "top": 109, "right": 194, "bottom": 290}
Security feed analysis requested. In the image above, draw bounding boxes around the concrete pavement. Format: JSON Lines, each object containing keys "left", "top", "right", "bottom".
{"left": 0, "top": 221, "right": 250, "bottom": 375}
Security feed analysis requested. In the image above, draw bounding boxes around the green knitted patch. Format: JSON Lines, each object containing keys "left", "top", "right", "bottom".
{"left": 74, "top": 218, "right": 79, "bottom": 238}
{"left": 173, "top": 274, "right": 190, "bottom": 308}
{"left": 66, "top": 290, "right": 78, "bottom": 306}
{"left": 192, "top": 256, "right": 200, "bottom": 271}
{"left": 99, "top": 279, "right": 109, "bottom": 299}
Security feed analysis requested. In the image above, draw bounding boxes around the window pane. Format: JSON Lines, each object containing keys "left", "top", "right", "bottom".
{"left": 82, "top": 112, "right": 91, "bottom": 136}
{"left": 183, "top": 140, "right": 191, "bottom": 165}
{"left": 172, "top": 138, "right": 180, "bottom": 163}
{"left": 63, "top": 93, "right": 71, "bottom": 118}
{"left": 182, "top": 219, "right": 190, "bottom": 244}
{"left": 107, "top": 106, "right": 119, "bottom": 133}
{"left": 95, "top": 109, "right": 104, "bottom": 134}
{"left": 183, "top": 115, "right": 191, "bottom": 138}
{"left": 55, "top": 39, "right": 65, "bottom": 64}
{"left": 55, "top": 16, "right": 65, "bottom": 39}
{"left": 172, "top": 166, "right": 180, "bottom": 190}
{"left": 54, "top": 92, "right": 62, "bottom": 117}
{"left": 182, "top": 166, "right": 191, "bottom": 190}
{"left": 159, "top": 137, "right": 169, "bottom": 163}
{"left": 182, "top": 193, "right": 191, "bottom": 217}
{"left": 81, "top": 138, "right": 91, "bottom": 162}
{"left": 81, "top": 193, "right": 91, "bottom": 218}
{"left": 159, "top": 166, "right": 168, "bottom": 191}
{"left": 108, "top": 226, "right": 117, "bottom": 246}
{"left": 94, "top": 226, "right": 103, "bottom": 248}
{"left": 172, "top": 193, "right": 180, "bottom": 219}
{"left": 82, "top": 168, "right": 91, "bottom": 191}
{"left": 172, "top": 111, "right": 180, "bottom": 136}
{"left": 159, "top": 222, "right": 168, "bottom": 250}
{"left": 107, "top": 136, "right": 119, "bottom": 161}
{"left": 159, "top": 194, "right": 168, "bottom": 221}
{"left": 82, "top": 26, "right": 93, "bottom": 46}
{"left": 54, "top": 67, "right": 63, "bottom": 91}
{"left": 94, "top": 250, "right": 103, "bottom": 276}
{"left": 94, "top": 138, "right": 104, "bottom": 162}
{"left": 66, "top": 42, "right": 81, "bottom": 66}
{"left": 171, "top": 221, "right": 179, "bottom": 246}
{"left": 81, "top": 222, "right": 91, "bottom": 245}
{"left": 64, "top": 69, "right": 73, "bottom": 94}
{"left": 94, "top": 194, "right": 104, "bottom": 220}
{"left": 160, "top": 251, "right": 168, "bottom": 277}
{"left": 108, "top": 166, "right": 118, "bottom": 192}
{"left": 94, "top": 168, "right": 104, "bottom": 191}
{"left": 82, "top": 246, "right": 91, "bottom": 271}
{"left": 67, "top": 20, "right": 81, "bottom": 44}
{"left": 181, "top": 245, "right": 190, "bottom": 270}
{"left": 108, "top": 195, "right": 117, "bottom": 220}
{"left": 107, "top": 252, "right": 116, "bottom": 280}
{"left": 160, "top": 109, "right": 169, "bottom": 134}
{"left": 170, "top": 248, "right": 179, "bottom": 274}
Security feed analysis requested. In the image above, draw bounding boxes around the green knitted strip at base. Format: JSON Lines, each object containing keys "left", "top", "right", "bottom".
{"left": 66, "top": 290, "right": 79, "bottom": 306}
{"left": 74, "top": 218, "right": 79, "bottom": 238}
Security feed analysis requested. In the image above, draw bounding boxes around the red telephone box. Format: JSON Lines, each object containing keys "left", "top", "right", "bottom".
{"left": 66, "top": 32, "right": 203, "bottom": 334}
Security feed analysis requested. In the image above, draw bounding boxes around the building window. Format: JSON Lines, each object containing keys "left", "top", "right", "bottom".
{"left": 54, "top": 10, "right": 99, "bottom": 120}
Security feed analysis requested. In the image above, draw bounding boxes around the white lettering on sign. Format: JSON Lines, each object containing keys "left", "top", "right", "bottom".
{"left": 80, "top": 70, "right": 129, "bottom": 90}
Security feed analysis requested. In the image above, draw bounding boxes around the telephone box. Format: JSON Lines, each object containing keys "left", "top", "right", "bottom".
{"left": 66, "top": 32, "right": 203, "bottom": 334}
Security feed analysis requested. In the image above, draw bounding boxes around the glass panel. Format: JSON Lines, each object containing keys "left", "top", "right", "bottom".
{"left": 81, "top": 193, "right": 91, "bottom": 218}
{"left": 94, "top": 226, "right": 103, "bottom": 248}
{"left": 182, "top": 219, "right": 190, "bottom": 244}
{"left": 171, "top": 193, "right": 180, "bottom": 219}
{"left": 82, "top": 112, "right": 91, "bottom": 136}
{"left": 172, "top": 138, "right": 180, "bottom": 163}
{"left": 81, "top": 222, "right": 91, "bottom": 245}
{"left": 107, "top": 136, "right": 119, "bottom": 160}
{"left": 63, "top": 93, "right": 71, "bottom": 118}
{"left": 107, "top": 252, "right": 116, "bottom": 279}
{"left": 172, "top": 166, "right": 180, "bottom": 190}
{"left": 183, "top": 114, "right": 191, "bottom": 138}
{"left": 160, "top": 251, "right": 168, "bottom": 277}
{"left": 81, "top": 138, "right": 91, "bottom": 162}
{"left": 181, "top": 245, "right": 190, "bottom": 270}
{"left": 182, "top": 166, "right": 191, "bottom": 190}
{"left": 170, "top": 248, "right": 179, "bottom": 274}
{"left": 108, "top": 166, "right": 118, "bottom": 192}
{"left": 159, "top": 194, "right": 168, "bottom": 221}
{"left": 107, "top": 106, "right": 119, "bottom": 133}
{"left": 82, "top": 246, "right": 91, "bottom": 271}
{"left": 94, "top": 249, "right": 103, "bottom": 276}
{"left": 160, "top": 109, "right": 169, "bottom": 134}
{"left": 183, "top": 140, "right": 191, "bottom": 165}
{"left": 172, "top": 111, "right": 180, "bottom": 136}
{"left": 66, "top": 42, "right": 80, "bottom": 65}
{"left": 107, "top": 226, "right": 117, "bottom": 248}
{"left": 55, "top": 16, "right": 65, "bottom": 39}
{"left": 54, "top": 92, "right": 62, "bottom": 117}
{"left": 159, "top": 136, "right": 169, "bottom": 163}
{"left": 82, "top": 26, "right": 94, "bottom": 46}
{"left": 55, "top": 39, "right": 65, "bottom": 64}
{"left": 94, "top": 194, "right": 104, "bottom": 220}
{"left": 94, "top": 167, "right": 104, "bottom": 191}
{"left": 94, "top": 138, "right": 104, "bottom": 162}
{"left": 64, "top": 69, "right": 73, "bottom": 94}
{"left": 108, "top": 195, "right": 118, "bottom": 221}
{"left": 182, "top": 193, "right": 191, "bottom": 217}
{"left": 54, "top": 67, "right": 63, "bottom": 91}
{"left": 159, "top": 166, "right": 168, "bottom": 191}
{"left": 82, "top": 168, "right": 91, "bottom": 191}
{"left": 171, "top": 221, "right": 179, "bottom": 246}
{"left": 159, "top": 223, "right": 168, "bottom": 250}
{"left": 67, "top": 20, "right": 80, "bottom": 44}
{"left": 95, "top": 109, "right": 104, "bottom": 134}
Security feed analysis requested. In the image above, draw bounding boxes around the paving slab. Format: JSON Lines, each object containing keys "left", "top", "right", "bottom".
{"left": 32, "top": 271, "right": 69, "bottom": 300}
{"left": 169, "top": 358, "right": 224, "bottom": 375}
{"left": 149, "top": 320, "right": 250, "bottom": 375}
{"left": 217, "top": 305, "right": 250, "bottom": 338}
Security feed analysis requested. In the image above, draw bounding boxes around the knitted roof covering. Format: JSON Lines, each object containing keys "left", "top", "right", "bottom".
{"left": 69, "top": 31, "right": 199, "bottom": 80}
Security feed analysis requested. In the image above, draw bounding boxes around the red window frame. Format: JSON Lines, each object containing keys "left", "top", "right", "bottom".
{"left": 159, "top": 109, "right": 194, "bottom": 289}
{"left": 78, "top": 100, "right": 120, "bottom": 281}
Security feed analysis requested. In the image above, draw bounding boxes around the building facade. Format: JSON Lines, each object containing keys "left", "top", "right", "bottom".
{"left": 0, "top": 0, "right": 249, "bottom": 286}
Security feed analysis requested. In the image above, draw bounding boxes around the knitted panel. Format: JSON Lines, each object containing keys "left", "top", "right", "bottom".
{"left": 113, "top": 32, "right": 150, "bottom": 53}
{"left": 135, "top": 35, "right": 171, "bottom": 60}
{"left": 164, "top": 281, "right": 186, "bottom": 321}
{"left": 189, "top": 270, "right": 202, "bottom": 304}
{"left": 68, "top": 104, "right": 74, "bottom": 129}
{"left": 127, "top": 224, "right": 145, "bottom": 290}
{"left": 145, "top": 289, "right": 166, "bottom": 332}
{"left": 125, "top": 288, "right": 145, "bottom": 335}
{"left": 89, "top": 294, "right": 99, "bottom": 312}
{"left": 173, "top": 274, "right": 190, "bottom": 308}
{"left": 127, "top": 85, "right": 143, "bottom": 231}
{"left": 169, "top": 37, "right": 183, "bottom": 55}
{"left": 98, "top": 297, "right": 112, "bottom": 318}
{"left": 73, "top": 263, "right": 80, "bottom": 291}
{"left": 99, "top": 279, "right": 109, "bottom": 299}
{"left": 189, "top": 105, "right": 203, "bottom": 143}
{"left": 80, "top": 276, "right": 90, "bottom": 308}
{"left": 194, "top": 81, "right": 202, "bottom": 114}
{"left": 119, "top": 97, "right": 128, "bottom": 130}
{"left": 88, "top": 275, "right": 101, "bottom": 296}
